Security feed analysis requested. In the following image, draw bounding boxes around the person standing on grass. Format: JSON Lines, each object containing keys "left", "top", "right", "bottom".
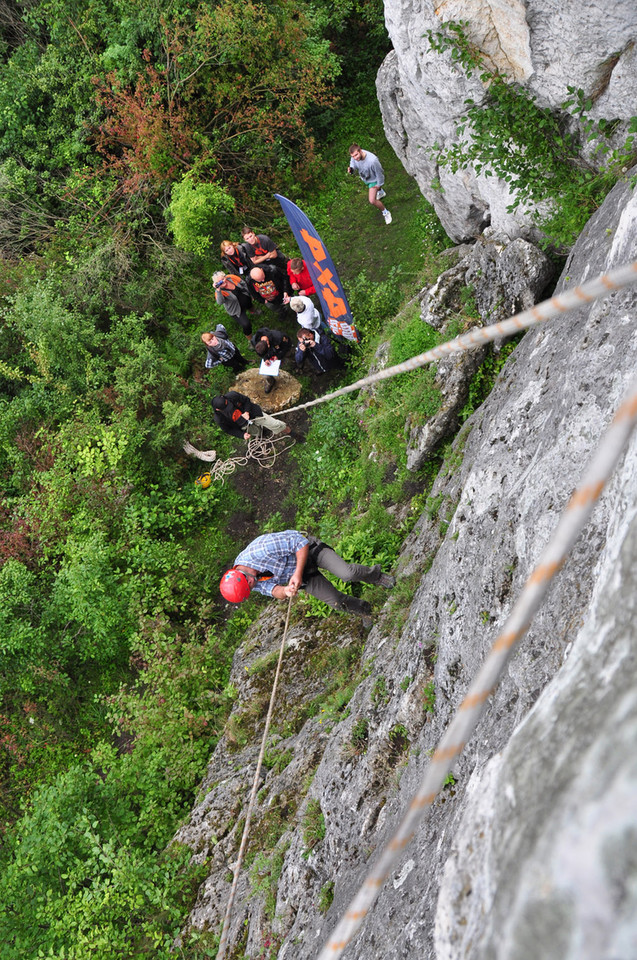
{"left": 287, "top": 257, "right": 316, "bottom": 297}
{"left": 213, "top": 271, "right": 254, "bottom": 338}
{"left": 219, "top": 530, "right": 395, "bottom": 625}
{"left": 201, "top": 325, "right": 248, "bottom": 374}
{"left": 347, "top": 143, "right": 392, "bottom": 225}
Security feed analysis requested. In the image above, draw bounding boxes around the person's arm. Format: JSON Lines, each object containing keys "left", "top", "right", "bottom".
{"left": 214, "top": 412, "right": 244, "bottom": 439}
{"left": 250, "top": 236, "right": 278, "bottom": 265}
{"left": 286, "top": 542, "right": 309, "bottom": 595}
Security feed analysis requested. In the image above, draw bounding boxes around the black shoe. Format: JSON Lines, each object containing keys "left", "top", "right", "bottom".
{"left": 377, "top": 573, "right": 395, "bottom": 588}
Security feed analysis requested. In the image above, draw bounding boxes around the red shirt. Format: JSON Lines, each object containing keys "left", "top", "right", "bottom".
{"left": 287, "top": 260, "right": 316, "bottom": 296}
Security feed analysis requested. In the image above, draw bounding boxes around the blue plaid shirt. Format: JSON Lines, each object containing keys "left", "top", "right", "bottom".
{"left": 234, "top": 531, "right": 309, "bottom": 597}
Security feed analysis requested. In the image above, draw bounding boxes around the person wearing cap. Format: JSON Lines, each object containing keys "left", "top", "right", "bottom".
{"left": 294, "top": 328, "right": 338, "bottom": 375}
{"left": 213, "top": 271, "right": 254, "bottom": 337}
{"left": 287, "top": 258, "right": 316, "bottom": 297}
{"left": 220, "top": 530, "right": 395, "bottom": 622}
{"left": 201, "top": 325, "right": 248, "bottom": 374}
{"left": 211, "top": 392, "right": 290, "bottom": 441}
{"left": 288, "top": 295, "right": 324, "bottom": 334}
{"left": 347, "top": 143, "right": 392, "bottom": 225}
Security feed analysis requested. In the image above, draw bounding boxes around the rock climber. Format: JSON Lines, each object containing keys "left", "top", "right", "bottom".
{"left": 220, "top": 530, "right": 395, "bottom": 623}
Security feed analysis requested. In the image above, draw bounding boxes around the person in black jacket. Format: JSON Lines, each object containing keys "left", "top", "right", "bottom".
{"left": 201, "top": 325, "right": 247, "bottom": 373}
{"left": 247, "top": 266, "right": 290, "bottom": 323}
{"left": 251, "top": 327, "right": 292, "bottom": 393}
{"left": 294, "top": 328, "right": 339, "bottom": 375}
{"left": 220, "top": 240, "right": 251, "bottom": 277}
{"left": 211, "top": 392, "right": 290, "bottom": 440}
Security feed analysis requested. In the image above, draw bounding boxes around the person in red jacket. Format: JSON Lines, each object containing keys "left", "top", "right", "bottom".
{"left": 287, "top": 258, "right": 316, "bottom": 297}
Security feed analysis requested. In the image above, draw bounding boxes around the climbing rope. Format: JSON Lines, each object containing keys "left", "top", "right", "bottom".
{"left": 186, "top": 433, "right": 296, "bottom": 485}
{"left": 278, "top": 259, "right": 637, "bottom": 416}
{"left": 216, "top": 596, "right": 294, "bottom": 960}
{"left": 317, "top": 377, "right": 637, "bottom": 960}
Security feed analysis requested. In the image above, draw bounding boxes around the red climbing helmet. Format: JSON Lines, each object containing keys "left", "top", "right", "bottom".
{"left": 220, "top": 567, "right": 251, "bottom": 603}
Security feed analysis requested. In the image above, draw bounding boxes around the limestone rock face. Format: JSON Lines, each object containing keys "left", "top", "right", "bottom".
{"left": 407, "top": 232, "right": 553, "bottom": 470}
{"left": 377, "top": 0, "right": 637, "bottom": 240}
{"left": 177, "top": 175, "right": 637, "bottom": 958}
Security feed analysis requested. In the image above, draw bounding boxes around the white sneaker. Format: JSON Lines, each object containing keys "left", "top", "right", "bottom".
{"left": 377, "top": 188, "right": 386, "bottom": 199}
{"left": 382, "top": 208, "right": 392, "bottom": 225}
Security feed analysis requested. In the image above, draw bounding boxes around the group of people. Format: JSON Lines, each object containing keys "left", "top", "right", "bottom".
{"left": 207, "top": 148, "right": 396, "bottom": 623}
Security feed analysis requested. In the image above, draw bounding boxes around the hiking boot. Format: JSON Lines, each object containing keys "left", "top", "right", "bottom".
{"left": 382, "top": 209, "right": 392, "bottom": 225}
{"left": 264, "top": 377, "right": 276, "bottom": 394}
{"left": 377, "top": 188, "right": 386, "bottom": 199}
{"left": 377, "top": 572, "right": 396, "bottom": 589}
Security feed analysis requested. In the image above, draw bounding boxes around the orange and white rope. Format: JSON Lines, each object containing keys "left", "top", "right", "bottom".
{"left": 281, "top": 260, "right": 637, "bottom": 416}
{"left": 317, "top": 379, "right": 637, "bottom": 959}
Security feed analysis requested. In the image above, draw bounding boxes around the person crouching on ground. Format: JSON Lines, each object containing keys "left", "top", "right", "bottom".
{"left": 251, "top": 327, "right": 292, "bottom": 394}
{"left": 220, "top": 530, "right": 395, "bottom": 625}
{"left": 295, "top": 328, "right": 338, "bottom": 375}
{"left": 201, "top": 325, "right": 248, "bottom": 374}
{"left": 211, "top": 392, "right": 291, "bottom": 441}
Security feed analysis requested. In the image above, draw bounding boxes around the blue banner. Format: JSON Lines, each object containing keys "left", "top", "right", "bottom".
{"left": 275, "top": 194, "right": 360, "bottom": 342}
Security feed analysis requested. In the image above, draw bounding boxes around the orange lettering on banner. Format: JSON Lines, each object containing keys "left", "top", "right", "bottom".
{"left": 317, "top": 267, "right": 339, "bottom": 293}
{"left": 300, "top": 229, "right": 327, "bottom": 262}
{"left": 323, "top": 288, "right": 347, "bottom": 317}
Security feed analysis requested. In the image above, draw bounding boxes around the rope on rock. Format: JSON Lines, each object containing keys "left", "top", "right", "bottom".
{"left": 317, "top": 378, "right": 637, "bottom": 960}
{"left": 216, "top": 596, "right": 294, "bottom": 960}
{"left": 279, "top": 259, "right": 637, "bottom": 416}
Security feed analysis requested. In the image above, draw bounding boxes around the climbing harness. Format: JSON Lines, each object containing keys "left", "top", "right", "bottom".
{"left": 216, "top": 596, "right": 294, "bottom": 960}
{"left": 316, "top": 377, "right": 637, "bottom": 960}
{"left": 277, "top": 259, "right": 637, "bottom": 416}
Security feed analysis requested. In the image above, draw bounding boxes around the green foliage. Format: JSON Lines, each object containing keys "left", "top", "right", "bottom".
{"left": 250, "top": 844, "right": 289, "bottom": 920}
{"left": 371, "top": 675, "right": 389, "bottom": 706}
{"left": 427, "top": 21, "right": 637, "bottom": 248}
{"left": 318, "top": 879, "right": 335, "bottom": 913}
{"left": 302, "top": 798, "right": 325, "bottom": 851}
{"left": 349, "top": 717, "right": 369, "bottom": 752}
{"left": 0, "top": 755, "right": 208, "bottom": 959}
{"left": 168, "top": 175, "right": 236, "bottom": 256}
{"left": 423, "top": 681, "right": 436, "bottom": 714}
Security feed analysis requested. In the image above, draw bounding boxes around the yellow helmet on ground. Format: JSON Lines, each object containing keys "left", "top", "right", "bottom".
{"left": 195, "top": 472, "right": 212, "bottom": 489}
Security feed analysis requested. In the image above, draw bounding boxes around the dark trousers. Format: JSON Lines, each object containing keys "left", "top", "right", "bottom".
{"left": 302, "top": 545, "right": 382, "bottom": 614}
{"left": 224, "top": 350, "right": 248, "bottom": 372}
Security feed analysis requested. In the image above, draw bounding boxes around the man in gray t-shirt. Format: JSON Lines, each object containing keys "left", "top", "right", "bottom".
{"left": 347, "top": 143, "right": 392, "bottom": 225}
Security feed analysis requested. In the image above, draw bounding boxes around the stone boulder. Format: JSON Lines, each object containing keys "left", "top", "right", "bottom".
{"left": 233, "top": 368, "right": 302, "bottom": 413}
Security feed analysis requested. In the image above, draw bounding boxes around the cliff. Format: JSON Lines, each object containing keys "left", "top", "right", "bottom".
{"left": 376, "top": 0, "right": 637, "bottom": 241}
{"left": 174, "top": 174, "right": 637, "bottom": 957}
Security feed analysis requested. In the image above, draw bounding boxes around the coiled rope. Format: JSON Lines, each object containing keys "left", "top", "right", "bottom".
{"left": 216, "top": 596, "right": 294, "bottom": 960}
{"left": 278, "top": 259, "right": 637, "bottom": 416}
{"left": 317, "top": 378, "right": 637, "bottom": 960}
{"left": 185, "top": 434, "right": 296, "bottom": 485}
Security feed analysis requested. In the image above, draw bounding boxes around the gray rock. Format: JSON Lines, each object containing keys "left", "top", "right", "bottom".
{"left": 377, "top": 0, "right": 637, "bottom": 241}
{"left": 177, "top": 173, "right": 637, "bottom": 958}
